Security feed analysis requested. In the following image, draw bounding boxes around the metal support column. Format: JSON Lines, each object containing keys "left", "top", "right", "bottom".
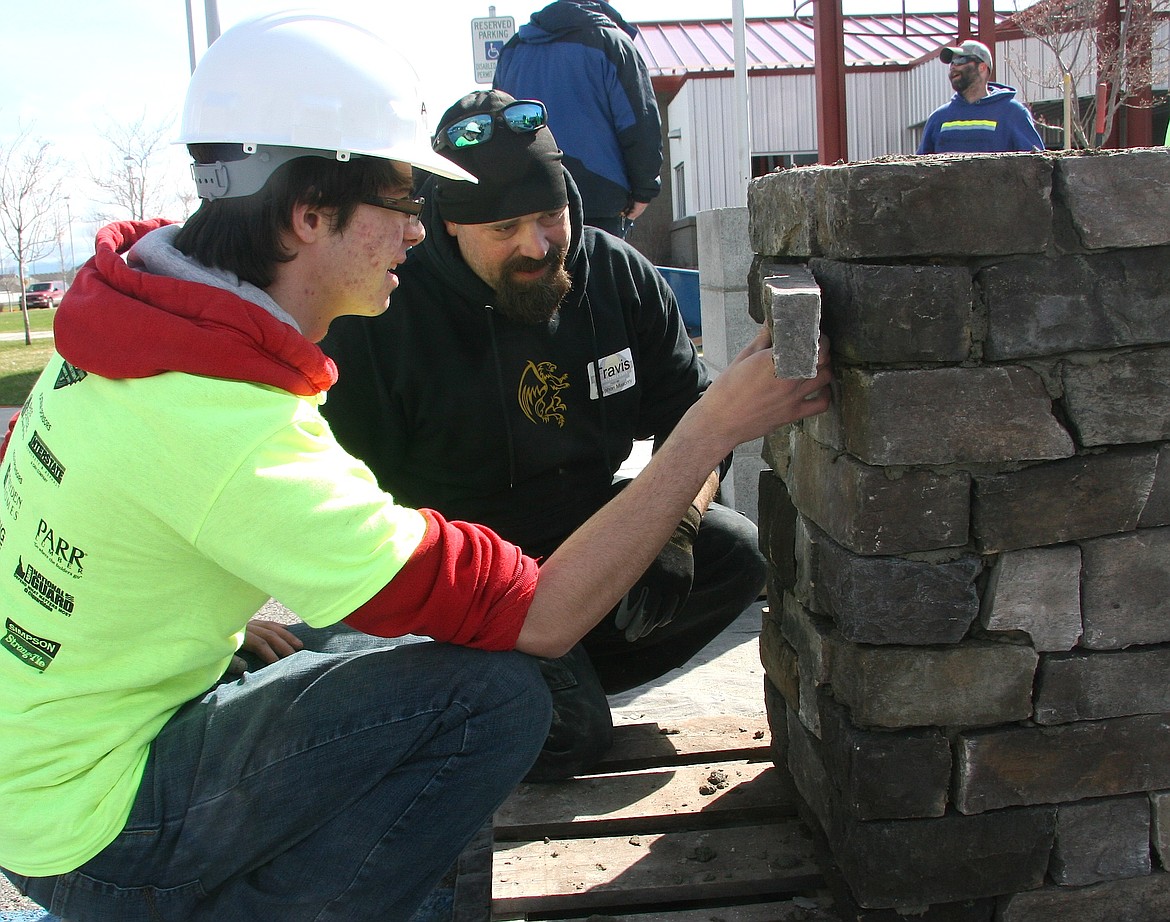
{"left": 813, "top": 0, "right": 847, "bottom": 164}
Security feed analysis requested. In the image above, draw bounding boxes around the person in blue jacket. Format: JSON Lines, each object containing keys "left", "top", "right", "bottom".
{"left": 917, "top": 39, "right": 1046, "bottom": 154}
{"left": 493, "top": 0, "right": 661, "bottom": 237}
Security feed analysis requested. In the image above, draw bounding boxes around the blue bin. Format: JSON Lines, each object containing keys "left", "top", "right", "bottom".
{"left": 655, "top": 266, "right": 701, "bottom": 337}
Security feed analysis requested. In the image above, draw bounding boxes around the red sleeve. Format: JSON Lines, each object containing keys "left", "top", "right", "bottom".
{"left": 0, "top": 410, "right": 18, "bottom": 463}
{"left": 344, "top": 508, "right": 539, "bottom": 651}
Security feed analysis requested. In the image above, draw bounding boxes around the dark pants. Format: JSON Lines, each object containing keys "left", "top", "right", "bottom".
{"left": 526, "top": 501, "right": 766, "bottom": 781}
{"left": 586, "top": 214, "right": 630, "bottom": 238}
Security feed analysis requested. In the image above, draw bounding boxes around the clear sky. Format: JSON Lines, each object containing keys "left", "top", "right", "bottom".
{"left": 1, "top": 0, "right": 994, "bottom": 260}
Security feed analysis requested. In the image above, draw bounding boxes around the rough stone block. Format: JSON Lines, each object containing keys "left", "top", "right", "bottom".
{"left": 788, "top": 429, "right": 971, "bottom": 555}
{"left": 763, "top": 267, "right": 822, "bottom": 379}
{"left": 841, "top": 367, "right": 1073, "bottom": 466}
{"left": 758, "top": 471, "right": 798, "bottom": 590}
{"left": 956, "top": 714, "right": 1170, "bottom": 814}
{"left": 1081, "top": 526, "right": 1170, "bottom": 649}
{"left": 696, "top": 205, "right": 751, "bottom": 290}
{"left": 1037, "top": 646, "right": 1170, "bottom": 725}
{"left": 761, "top": 426, "right": 794, "bottom": 478}
{"left": 809, "top": 259, "right": 973, "bottom": 364}
{"left": 802, "top": 388, "right": 845, "bottom": 451}
{"left": 748, "top": 169, "right": 817, "bottom": 258}
{"left": 763, "top": 674, "right": 791, "bottom": 771}
{"left": 979, "top": 545, "right": 1083, "bottom": 652}
{"left": 1062, "top": 348, "right": 1170, "bottom": 447}
{"left": 759, "top": 613, "right": 800, "bottom": 714}
{"left": 1153, "top": 790, "right": 1170, "bottom": 871}
{"left": 831, "top": 806, "right": 1055, "bottom": 910}
{"left": 809, "top": 520, "right": 983, "bottom": 645}
{"left": 786, "top": 695, "right": 835, "bottom": 832}
{"left": 999, "top": 870, "right": 1170, "bottom": 922}
{"left": 830, "top": 640, "right": 1037, "bottom": 730}
{"left": 789, "top": 700, "right": 1046, "bottom": 911}
{"left": 972, "top": 448, "right": 1159, "bottom": 553}
{"left": 1057, "top": 148, "right": 1170, "bottom": 250}
{"left": 1050, "top": 795, "right": 1151, "bottom": 886}
{"left": 818, "top": 693, "right": 950, "bottom": 820}
{"left": 982, "top": 248, "right": 1170, "bottom": 360}
{"left": 750, "top": 155, "right": 1053, "bottom": 260}
{"left": 1141, "top": 444, "right": 1170, "bottom": 528}
{"left": 779, "top": 592, "right": 836, "bottom": 735}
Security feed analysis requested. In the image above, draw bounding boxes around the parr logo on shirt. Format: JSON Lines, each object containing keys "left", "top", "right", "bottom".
{"left": 34, "top": 518, "right": 85, "bottom": 578}
{"left": 14, "top": 557, "right": 75, "bottom": 616}
{"left": 518, "top": 360, "right": 570, "bottom": 427}
{"left": 2, "top": 618, "right": 60, "bottom": 672}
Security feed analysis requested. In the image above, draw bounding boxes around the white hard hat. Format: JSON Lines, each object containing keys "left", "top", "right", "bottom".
{"left": 179, "top": 9, "right": 474, "bottom": 198}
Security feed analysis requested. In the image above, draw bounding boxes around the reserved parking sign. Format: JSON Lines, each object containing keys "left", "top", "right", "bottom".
{"left": 470, "top": 14, "right": 516, "bottom": 84}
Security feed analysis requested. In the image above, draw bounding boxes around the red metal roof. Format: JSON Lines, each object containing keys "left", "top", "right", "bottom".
{"left": 632, "top": 12, "right": 1004, "bottom": 75}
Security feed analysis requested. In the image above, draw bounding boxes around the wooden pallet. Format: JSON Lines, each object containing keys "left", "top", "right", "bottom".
{"left": 489, "top": 717, "right": 838, "bottom": 921}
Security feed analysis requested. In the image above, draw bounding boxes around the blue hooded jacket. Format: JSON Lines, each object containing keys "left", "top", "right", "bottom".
{"left": 494, "top": 0, "right": 662, "bottom": 221}
{"left": 918, "top": 83, "right": 1046, "bottom": 154}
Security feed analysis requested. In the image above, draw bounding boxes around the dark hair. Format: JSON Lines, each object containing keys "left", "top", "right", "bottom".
{"left": 174, "top": 145, "right": 411, "bottom": 289}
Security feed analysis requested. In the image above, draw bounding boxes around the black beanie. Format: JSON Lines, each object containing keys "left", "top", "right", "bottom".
{"left": 433, "top": 90, "right": 568, "bottom": 225}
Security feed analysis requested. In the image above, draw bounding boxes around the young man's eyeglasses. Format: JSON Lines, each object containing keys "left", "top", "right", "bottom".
{"left": 947, "top": 54, "right": 981, "bottom": 66}
{"left": 363, "top": 195, "right": 425, "bottom": 225}
{"left": 433, "top": 100, "right": 548, "bottom": 152}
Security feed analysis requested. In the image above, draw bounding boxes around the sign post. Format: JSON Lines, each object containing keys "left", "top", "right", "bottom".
{"left": 470, "top": 8, "right": 516, "bottom": 84}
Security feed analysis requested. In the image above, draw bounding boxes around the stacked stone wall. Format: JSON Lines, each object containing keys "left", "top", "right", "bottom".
{"left": 749, "top": 149, "right": 1170, "bottom": 920}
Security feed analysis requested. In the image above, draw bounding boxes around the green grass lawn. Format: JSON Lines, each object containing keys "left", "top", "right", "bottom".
{"left": 0, "top": 307, "right": 56, "bottom": 406}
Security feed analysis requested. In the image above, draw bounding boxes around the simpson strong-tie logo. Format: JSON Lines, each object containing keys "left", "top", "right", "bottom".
{"left": 15, "top": 557, "right": 75, "bottom": 615}
{"left": 54, "top": 360, "right": 88, "bottom": 389}
{"left": 518, "top": 360, "right": 570, "bottom": 427}
{"left": 27, "top": 431, "right": 65, "bottom": 484}
{"left": 3, "top": 618, "right": 60, "bottom": 672}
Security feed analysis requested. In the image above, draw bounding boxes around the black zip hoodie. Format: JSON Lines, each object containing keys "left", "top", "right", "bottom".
{"left": 321, "top": 170, "right": 707, "bottom": 560}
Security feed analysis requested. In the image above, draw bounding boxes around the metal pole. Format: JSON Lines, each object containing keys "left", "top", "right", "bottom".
{"left": 65, "top": 197, "right": 76, "bottom": 277}
{"left": 732, "top": 0, "right": 751, "bottom": 205}
{"left": 204, "top": 0, "right": 221, "bottom": 44}
{"left": 185, "top": 0, "right": 197, "bottom": 72}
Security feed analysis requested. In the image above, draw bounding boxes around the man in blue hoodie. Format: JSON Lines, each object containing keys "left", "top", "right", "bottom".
{"left": 917, "top": 39, "right": 1046, "bottom": 154}
{"left": 493, "top": 0, "right": 661, "bottom": 237}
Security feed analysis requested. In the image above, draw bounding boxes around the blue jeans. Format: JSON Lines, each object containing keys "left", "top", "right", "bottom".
{"left": 4, "top": 627, "right": 551, "bottom": 921}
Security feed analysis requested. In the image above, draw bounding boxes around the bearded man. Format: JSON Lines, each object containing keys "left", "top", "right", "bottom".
{"left": 321, "top": 90, "right": 768, "bottom": 781}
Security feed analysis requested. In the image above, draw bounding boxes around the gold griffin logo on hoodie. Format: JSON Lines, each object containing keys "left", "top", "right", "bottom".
{"left": 518, "top": 361, "right": 569, "bottom": 427}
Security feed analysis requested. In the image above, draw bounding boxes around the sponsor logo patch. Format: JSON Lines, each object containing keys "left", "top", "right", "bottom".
{"left": 2, "top": 618, "right": 60, "bottom": 672}
{"left": 54, "top": 361, "right": 88, "bottom": 389}
{"left": 27, "top": 431, "right": 64, "bottom": 484}
{"left": 14, "top": 557, "right": 75, "bottom": 616}
{"left": 34, "top": 518, "right": 85, "bottom": 578}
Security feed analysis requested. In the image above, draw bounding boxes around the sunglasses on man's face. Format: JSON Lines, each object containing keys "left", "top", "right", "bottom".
{"left": 433, "top": 100, "right": 548, "bottom": 151}
{"left": 948, "top": 54, "right": 981, "bottom": 66}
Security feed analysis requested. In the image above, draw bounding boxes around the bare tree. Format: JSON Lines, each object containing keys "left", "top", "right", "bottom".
{"left": 1012, "top": 0, "right": 1170, "bottom": 147}
{"left": 0, "top": 127, "right": 63, "bottom": 344}
{"left": 90, "top": 111, "right": 177, "bottom": 221}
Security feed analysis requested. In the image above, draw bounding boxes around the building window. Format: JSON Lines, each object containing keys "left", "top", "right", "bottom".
{"left": 752, "top": 152, "right": 819, "bottom": 177}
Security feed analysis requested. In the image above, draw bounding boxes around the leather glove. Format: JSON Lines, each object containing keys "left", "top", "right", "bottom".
{"left": 612, "top": 501, "right": 702, "bottom": 642}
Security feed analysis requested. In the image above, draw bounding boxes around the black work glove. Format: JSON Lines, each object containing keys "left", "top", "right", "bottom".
{"left": 612, "top": 501, "right": 702, "bottom": 642}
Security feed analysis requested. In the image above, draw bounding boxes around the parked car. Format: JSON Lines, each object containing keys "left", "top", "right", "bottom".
{"left": 23, "top": 280, "right": 67, "bottom": 309}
